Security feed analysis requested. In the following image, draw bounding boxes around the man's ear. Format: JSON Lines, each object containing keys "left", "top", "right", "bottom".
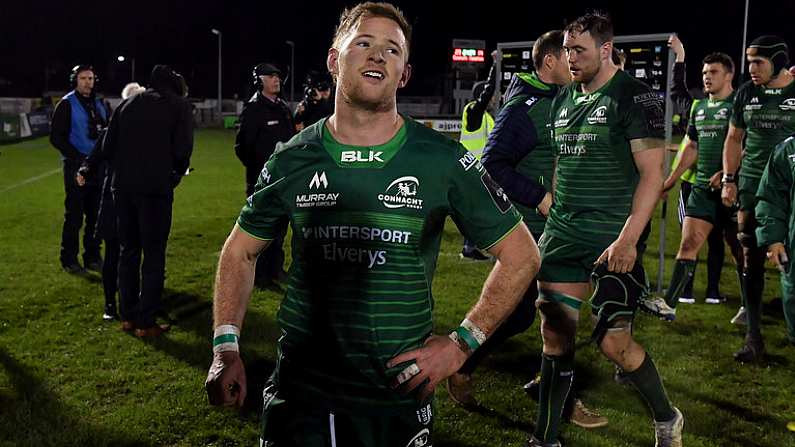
{"left": 601, "top": 41, "right": 613, "bottom": 64}
{"left": 398, "top": 63, "right": 412, "bottom": 88}
{"left": 327, "top": 48, "right": 339, "bottom": 79}
{"left": 544, "top": 53, "right": 555, "bottom": 72}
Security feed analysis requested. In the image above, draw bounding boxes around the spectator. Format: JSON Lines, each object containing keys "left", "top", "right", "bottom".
{"left": 77, "top": 82, "right": 147, "bottom": 321}
{"left": 94, "top": 66, "right": 194, "bottom": 337}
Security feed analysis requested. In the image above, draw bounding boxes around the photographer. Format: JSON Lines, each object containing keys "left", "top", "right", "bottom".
{"left": 293, "top": 70, "right": 334, "bottom": 131}
{"left": 50, "top": 65, "right": 108, "bottom": 273}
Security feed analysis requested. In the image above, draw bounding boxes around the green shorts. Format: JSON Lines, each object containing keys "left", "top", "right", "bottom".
{"left": 685, "top": 184, "right": 734, "bottom": 225}
{"left": 738, "top": 175, "right": 761, "bottom": 211}
{"left": 260, "top": 384, "right": 434, "bottom": 447}
{"left": 537, "top": 234, "right": 603, "bottom": 284}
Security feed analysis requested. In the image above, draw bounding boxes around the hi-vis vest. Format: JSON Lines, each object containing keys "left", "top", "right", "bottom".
{"left": 671, "top": 138, "right": 696, "bottom": 184}
{"left": 459, "top": 101, "right": 494, "bottom": 159}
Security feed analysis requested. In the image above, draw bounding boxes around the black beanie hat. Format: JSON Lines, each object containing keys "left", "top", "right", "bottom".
{"left": 748, "top": 35, "right": 790, "bottom": 77}
{"left": 150, "top": 65, "right": 183, "bottom": 96}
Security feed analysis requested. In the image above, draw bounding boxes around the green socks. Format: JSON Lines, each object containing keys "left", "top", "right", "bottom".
{"left": 664, "top": 259, "right": 696, "bottom": 308}
{"left": 625, "top": 353, "right": 676, "bottom": 422}
{"left": 534, "top": 353, "right": 574, "bottom": 443}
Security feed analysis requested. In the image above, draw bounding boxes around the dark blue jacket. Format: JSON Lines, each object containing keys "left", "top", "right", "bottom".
{"left": 481, "top": 72, "right": 557, "bottom": 209}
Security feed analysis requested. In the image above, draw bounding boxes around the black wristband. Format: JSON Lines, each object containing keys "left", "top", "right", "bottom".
{"left": 722, "top": 173, "right": 736, "bottom": 184}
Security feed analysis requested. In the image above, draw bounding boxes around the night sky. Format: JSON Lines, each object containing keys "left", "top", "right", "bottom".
{"left": 2, "top": 0, "right": 794, "bottom": 99}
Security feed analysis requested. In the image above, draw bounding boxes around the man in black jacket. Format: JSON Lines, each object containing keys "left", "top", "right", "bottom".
{"left": 95, "top": 65, "right": 193, "bottom": 336}
{"left": 50, "top": 65, "right": 108, "bottom": 273}
{"left": 234, "top": 63, "right": 295, "bottom": 286}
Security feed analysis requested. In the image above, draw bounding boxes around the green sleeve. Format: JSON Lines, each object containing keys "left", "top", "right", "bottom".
{"left": 623, "top": 85, "right": 665, "bottom": 141}
{"left": 448, "top": 145, "right": 523, "bottom": 250}
{"left": 755, "top": 138, "right": 794, "bottom": 247}
{"left": 237, "top": 158, "right": 288, "bottom": 240}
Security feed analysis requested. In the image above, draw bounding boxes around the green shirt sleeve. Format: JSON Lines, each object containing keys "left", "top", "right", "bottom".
{"left": 447, "top": 145, "right": 523, "bottom": 250}
{"left": 731, "top": 84, "right": 748, "bottom": 130}
{"left": 755, "top": 137, "right": 794, "bottom": 247}
{"left": 623, "top": 85, "right": 666, "bottom": 141}
{"left": 237, "top": 158, "right": 288, "bottom": 240}
{"left": 686, "top": 99, "right": 700, "bottom": 142}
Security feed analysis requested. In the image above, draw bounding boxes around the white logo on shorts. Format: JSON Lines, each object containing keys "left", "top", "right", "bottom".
{"left": 405, "top": 428, "right": 431, "bottom": 447}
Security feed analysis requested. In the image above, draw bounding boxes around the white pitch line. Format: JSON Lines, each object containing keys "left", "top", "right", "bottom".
{"left": 0, "top": 168, "right": 61, "bottom": 193}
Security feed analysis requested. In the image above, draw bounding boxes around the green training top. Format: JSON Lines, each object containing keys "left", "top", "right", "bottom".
{"left": 732, "top": 79, "right": 795, "bottom": 180}
{"left": 687, "top": 92, "right": 735, "bottom": 186}
{"left": 237, "top": 116, "right": 522, "bottom": 414}
{"left": 755, "top": 135, "right": 795, "bottom": 250}
{"left": 546, "top": 69, "right": 665, "bottom": 248}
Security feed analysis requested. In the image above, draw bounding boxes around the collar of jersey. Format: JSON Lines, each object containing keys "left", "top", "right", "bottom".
{"left": 321, "top": 120, "right": 407, "bottom": 168}
{"left": 572, "top": 69, "right": 621, "bottom": 103}
{"left": 707, "top": 91, "right": 735, "bottom": 107}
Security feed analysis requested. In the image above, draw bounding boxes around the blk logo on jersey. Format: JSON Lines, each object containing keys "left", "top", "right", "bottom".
{"left": 341, "top": 150, "right": 384, "bottom": 163}
{"left": 587, "top": 105, "right": 608, "bottom": 124}
{"left": 309, "top": 171, "right": 328, "bottom": 189}
{"left": 714, "top": 108, "right": 729, "bottom": 120}
{"left": 379, "top": 176, "right": 424, "bottom": 210}
{"left": 779, "top": 98, "right": 795, "bottom": 111}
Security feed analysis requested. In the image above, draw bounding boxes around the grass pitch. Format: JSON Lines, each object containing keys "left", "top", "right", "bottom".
{"left": 0, "top": 129, "right": 793, "bottom": 446}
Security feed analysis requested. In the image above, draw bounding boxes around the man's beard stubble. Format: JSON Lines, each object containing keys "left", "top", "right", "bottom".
{"left": 339, "top": 76, "right": 395, "bottom": 113}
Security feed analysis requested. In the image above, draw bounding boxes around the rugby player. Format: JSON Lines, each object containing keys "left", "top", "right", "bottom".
{"left": 474, "top": 30, "right": 607, "bottom": 428}
{"left": 204, "top": 2, "right": 539, "bottom": 445}
{"left": 643, "top": 51, "right": 743, "bottom": 319}
{"left": 721, "top": 35, "right": 795, "bottom": 362}
{"left": 528, "top": 12, "right": 682, "bottom": 447}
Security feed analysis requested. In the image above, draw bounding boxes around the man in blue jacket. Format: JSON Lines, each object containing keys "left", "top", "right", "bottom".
{"left": 50, "top": 65, "right": 108, "bottom": 273}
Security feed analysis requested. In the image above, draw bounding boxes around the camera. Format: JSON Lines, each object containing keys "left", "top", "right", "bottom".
{"left": 302, "top": 71, "right": 332, "bottom": 105}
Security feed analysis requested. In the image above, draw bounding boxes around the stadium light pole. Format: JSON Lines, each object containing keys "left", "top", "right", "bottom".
{"left": 285, "top": 40, "right": 295, "bottom": 103}
{"left": 117, "top": 55, "right": 135, "bottom": 82}
{"left": 211, "top": 29, "right": 222, "bottom": 119}
{"left": 740, "top": 0, "right": 750, "bottom": 77}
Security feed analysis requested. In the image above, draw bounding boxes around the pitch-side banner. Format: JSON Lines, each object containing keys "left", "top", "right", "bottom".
{"left": 26, "top": 111, "right": 50, "bottom": 137}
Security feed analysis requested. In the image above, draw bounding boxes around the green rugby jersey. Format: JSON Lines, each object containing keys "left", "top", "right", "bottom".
{"left": 546, "top": 70, "right": 665, "bottom": 248}
{"left": 732, "top": 79, "right": 795, "bottom": 180}
{"left": 506, "top": 73, "right": 557, "bottom": 237}
{"left": 687, "top": 93, "right": 735, "bottom": 186}
{"left": 237, "top": 116, "right": 522, "bottom": 414}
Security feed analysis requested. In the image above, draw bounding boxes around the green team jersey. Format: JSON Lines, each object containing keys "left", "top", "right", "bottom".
{"left": 687, "top": 92, "right": 735, "bottom": 186}
{"left": 546, "top": 70, "right": 665, "bottom": 248}
{"left": 238, "top": 117, "right": 521, "bottom": 414}
{"left": 506, "top": 73, "right": 557, "bottom": 237}
{"left": 732, "top": 79, "right": 795, "bottom": 180}
{"left": 756, "top": 135, "right": 795, "bottom": 250}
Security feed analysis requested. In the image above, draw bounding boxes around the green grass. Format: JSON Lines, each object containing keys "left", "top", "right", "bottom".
{"left": 1, "top": 130, "right": 793, "bottom": 446}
